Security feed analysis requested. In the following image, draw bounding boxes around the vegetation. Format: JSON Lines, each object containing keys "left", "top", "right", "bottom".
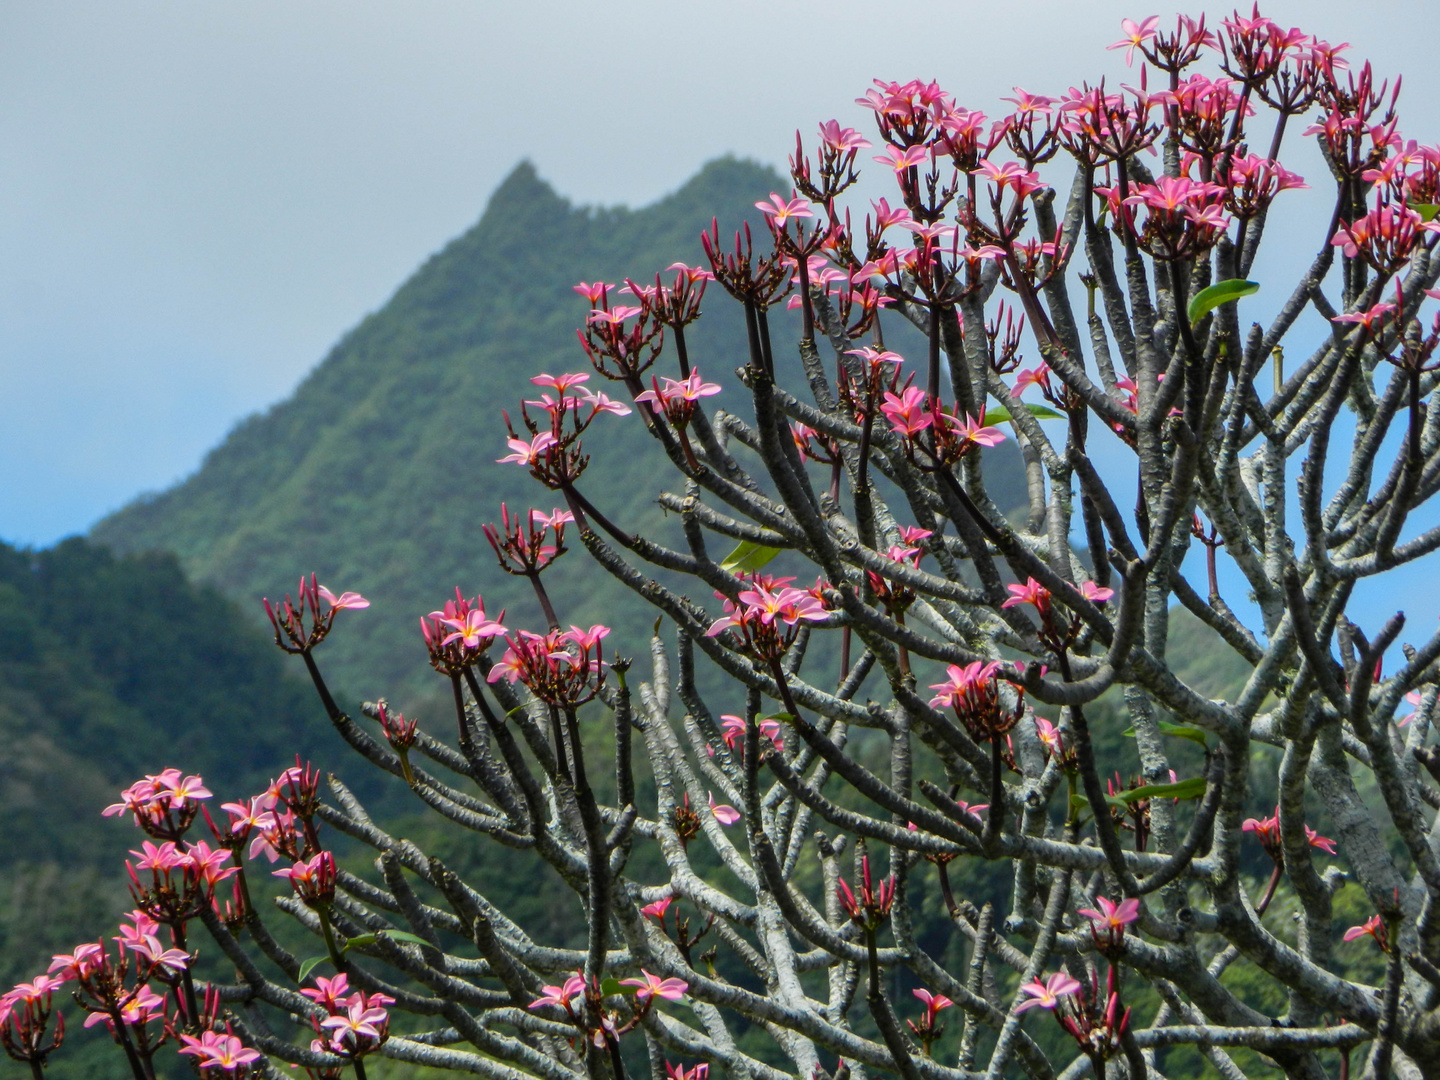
{"left": 0, "top": 538, "right": 326, "bottom": 1076}
{"left": 91, "top": 157, "right": 805, "bottom": 709}
{"left": 9, "top": 10, "right": 1440, "bottom": 1078}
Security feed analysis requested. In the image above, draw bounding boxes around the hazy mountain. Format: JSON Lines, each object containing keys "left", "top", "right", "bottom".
{"left": 94, "top": 157, "right": 796, "bottom": 707}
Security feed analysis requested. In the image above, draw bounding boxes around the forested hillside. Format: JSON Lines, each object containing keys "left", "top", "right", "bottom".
{"left": 0, "top": 538, "right": 329, "bottom": 1077}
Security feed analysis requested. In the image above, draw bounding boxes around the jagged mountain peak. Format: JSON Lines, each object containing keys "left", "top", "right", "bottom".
{"left": 92, "top": 156, "right": 786, "bottom": 702}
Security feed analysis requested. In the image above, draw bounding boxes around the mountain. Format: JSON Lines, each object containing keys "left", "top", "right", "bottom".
{"left": 93, "top": 156, "right": 1027, "bottom": 710}
{"left": 93, "top": 158, "right": 788, "bottom": 707}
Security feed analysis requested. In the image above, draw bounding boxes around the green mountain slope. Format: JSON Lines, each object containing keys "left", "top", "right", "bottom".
{"left": 94, "top": 156, "right": 1028, "bottom": 711}
{"left": 93, "top": 158, "right": 788, "bottom": 706}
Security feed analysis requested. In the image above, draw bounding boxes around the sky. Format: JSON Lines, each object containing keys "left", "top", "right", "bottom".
{"left": 2, "top": 0, "right": 1438, "bottom": 566}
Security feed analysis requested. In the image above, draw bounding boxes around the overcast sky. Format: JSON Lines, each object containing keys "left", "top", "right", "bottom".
{"left": 3, "top": 0, "right": 1438, "bottom": 549}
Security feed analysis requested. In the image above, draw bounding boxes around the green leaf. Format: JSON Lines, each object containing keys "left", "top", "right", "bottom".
{"left": 1024, "top": 403, "right": 1064, "bottom": 419}
{"left": 1188, "top": 279, "right": 1259, "bottom": 325}
{"left": 1411, "top": 203, "right": 1440, "bottom": 223}
{"left": 297, "top": 955, "right": 329, "bottom": 983}
{"left": 1112, "top": 777, "right": 1208, "bottom": 804}
{"left": 720, "top": 540, "right": 782, "bottom": 573}
{"left": 341, "top": 929, "right": 430, "bottom": 954}
{"left": 985, "top": 404, "right": 1064, "bottom": 425}
{"left": 598, "top": 977, "right": 625, "bottom": 997}
{"left": 1158, "top": 721, "right": 1209, "bottom": 747}
{"left": 762, "top": 713, "right": 795, "bottom": 724}
{"left": 1071, "top": 791, "right": 1124, "bottom": 814}
{"left": 1122, "top": 720, "right": 1209, "bottom": 747}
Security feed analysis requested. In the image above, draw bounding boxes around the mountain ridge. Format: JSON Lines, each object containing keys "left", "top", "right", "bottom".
{"left": 93, "top": 155, "right": 796, "bottom": 704}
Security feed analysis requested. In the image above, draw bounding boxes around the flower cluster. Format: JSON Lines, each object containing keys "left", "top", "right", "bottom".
{"left": 706, "top": 573, "right": 831, "bottom": 663}
{"left": 127, "top": 838, "right": 238, "bottom": 933}
{"left": 670, "top": 792, "right": 742, "bottom": 848}
{"left": 634, "top": 369, "right": 722, "bottom": 471}
{"left": 104, "top": 768, "right": 213, "bottom": 842}
{"left": 177, "top": 1030, "right": 264, "bottom": 1079}
{"left": 715, "top": 714, "right": 786, "bottom": 758}
{"left": 929, "top": 660, "right": 1027, "bottom": 743}
{"left": 836, "top": 854, "right": 896, "bottom": 932}
{"left": 301, "top": 974, "right": 392, "bottom": 1061}
{"left": 1333, "top": 203, "right": 1439, "bottom": 273}
{"left": 488, "top": 624, "right": 610, "bottom": 708}
{"left": 1241, "top": 806, "right": 1336, "bottom": 863}
{"left": 499, "top": 372, "right": 630, "bottom": 491}
{"left": 1076, "top": 895, "right": 1141, "bottom": 953}
{"left": 529, "top": 969, "right": 687, "bottom": 1052}
{"left": 1002, "top": 577, "right": 1113, "bottom": 652}
{"left": 636, "top": 371, "right": 720, "bottom": 446}
{"left": 865, "top": 526, "right": 933, "bottom": 616}
{"left": 49, "top": 937, "right": 176, "bottom": 1064}
{"left": 576, "top": 285, "right": 667, "bottom": 383}
{"left": 1343, "top": 914, "right": 1390, "bottom": 953}
{"left": 642, "top": 895, "right": 716, "bottom": 966}
{"left": 419, "top": 588, "right": 507, "bottom": 675}
{"left": 484, "top": 504, "right": 573, "bottom": 578}
{"left": 906, "top": 988, "right": 953, "bottom": 1057}
{"left": 624, "top": 263, "right": 711, "bottom": 341}
{"left": 880, "top": 387, "right": 1007, "bottom": 465}
{"left": 0, "top": 975, "right": 65, "bottom": 1072}
{"left": 1101, "top": 174, "right": 1230, "bottom": 260}
{"left": 274, "top": 850, "right": 337, "bottom": 908}
{"left": 262, "top": 575, "right": 368, "bottom": 654}
{"left": 1055, "top": 966, "right": 1133, "bottom": 1068}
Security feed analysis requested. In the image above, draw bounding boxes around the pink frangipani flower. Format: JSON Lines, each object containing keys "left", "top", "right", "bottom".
{"left": 498, "top": 432, "right": 557, "bottom": 467}
{"left": 573, "top": 282, "right": 609, "bottom": 305}
{"left": 300, "top": 973, "right": 352, "bottom": 1011}
{"left": 530, "top": 973, "right": 586, "bottom": 1012}
{"left": 317, "top": 585, "right": 369, "bottom": 612}
{"left": 1014, "top": 971, "right": 1082, "bottom": 1013}
{"left": 1108, "top": 17, "right": 1161, "bottom": 66}
{"left": 177, "top": 1031, "right": 262, "bottom": 1070}
{"left": 817, "top": 120, "right": 871, "bottom": 152}
{"left": 873, "top": 144, "right": 930, "bottom": 173}
{"left": 1002, "top": 578, "right": 1051, "bottom": 613}
{"left": 1343, "top": 914, "right": 1388, "bottom": 950}
{"left": 530, "top": 371, "right": 590, "bottom": 395}
{"left": 440, "top": 607, "right": 507, "bottom": 651}
{"left": 958, "top": 412, "right": 1006, "bottom": 449}
{"left": 708, "top": 793, "right": 741, "bottom": 826}
{"left": 913, "top": 987, "right": 953, "bottom": 1016}
{"left": 756, "top": 192, "right": 814, "bottom": 226}
{"left": 620, "top": 970, "right": 689, "bottom": 1002}
{"left": 1077, "top": 895, "right": 1141, "bottom": 934}
{"left": 1034, "top": 716, "right": 1064, "bottom": 756}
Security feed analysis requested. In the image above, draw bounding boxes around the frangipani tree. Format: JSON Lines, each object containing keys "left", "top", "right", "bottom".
{"left": 12, "top": 8, "right": 1440, "bottom": 1080}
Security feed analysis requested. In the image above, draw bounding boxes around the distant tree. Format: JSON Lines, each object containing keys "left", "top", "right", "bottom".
{"left": 18, "top": 9, "right": 1440, "bottom": 1079}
